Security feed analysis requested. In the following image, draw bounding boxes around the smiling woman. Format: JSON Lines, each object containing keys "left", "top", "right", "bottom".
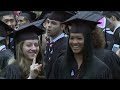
{"left": 49, "top": 11, "right": 112, "bottom": 79}
{"left": 0, "top": 22, "right": 45, "bottom": 79}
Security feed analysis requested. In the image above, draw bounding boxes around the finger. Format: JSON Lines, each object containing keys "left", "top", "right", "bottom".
{"left": 38, "top": 64, "right": 43, "bottom": 71}
{"left": 32, "top": 54, "right": 37, "bottom": 65}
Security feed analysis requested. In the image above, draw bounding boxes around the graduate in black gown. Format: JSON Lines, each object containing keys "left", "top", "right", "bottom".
{"left": 103, "top": 11, "right": 120, "bottom": 50}
{"left": 43, "top": 11, "right": 76, "bottom": 79}
{"left": 49, "top": 11, "right": 112, "bottom": 79}
{"left": 92, "top": 27, "right": 120, "bottom": 79}
{"left": 0, "top": 22, "right": 45, "bottom": 79}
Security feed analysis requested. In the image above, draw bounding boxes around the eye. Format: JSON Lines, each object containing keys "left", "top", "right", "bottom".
{"left": 78, "top": 38, "right": 82, "bottom": 40}
{"left": 3, "top": 20, "right": 8, "bottom": 23}
{"left": 51, "top": 21, "right": 57, "bottom": 25}
{"left": 10, "top": 19, "right": 15, "bottom": 22}
{"left": 45, "top": 20, "right": 49, "bottom": 24}
{"left": 26, "top": 43, "right": 32, "bottom": 47}
{"left": 34, "top": 43, "right": 39, "bottom": 47}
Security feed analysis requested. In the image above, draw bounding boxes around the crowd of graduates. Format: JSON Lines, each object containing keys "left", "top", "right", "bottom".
{"left": 0, "top": 11, "right": 120, "bottom": 79}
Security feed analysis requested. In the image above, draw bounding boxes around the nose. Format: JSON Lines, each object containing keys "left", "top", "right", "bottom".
{"left": 31, "top": 45, "right": 37, "bottom": 51}
{"left": 7, "top": 21, "right": 12, "bottom": 26}
{"left": 46, "top": 22, "right": 51, "bottom": 29}
{"left": 72, "top": 39, "right": 78, "bottom": 44}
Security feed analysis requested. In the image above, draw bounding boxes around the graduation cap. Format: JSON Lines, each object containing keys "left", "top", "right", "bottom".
{"left": 20, "top": 11, "right": 37, "bottom": 21}
{"left": 8, "top": 21, "right": 45, "bottom": 59}
{"left": 9, "top": 22, "right": 45, "bottom": 44}
{"left": 31, "top": 19, "right": 45, "bottom": 27}
{"left": 47, "top": 11, "right": 76, "bottom": 22}
{"left": 37, "top": 11, "right": 52, "bottom": 20}
{"left": 62, "top": 11, "right": 104, "bottom": 33}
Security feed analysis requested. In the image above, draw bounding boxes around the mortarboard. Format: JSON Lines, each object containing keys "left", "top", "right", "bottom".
{"left": 20, "top": 11, "right": 37, "bottom": 21}
{"left": 32, "top": 18, "right": 45, "bottom": 28}
{"left": 47, "top": 11, "right": 77, "bottom": 22}
{"left": 62, "top": 11, "right": 104, "bottom": 33}
{"left": 9, "top": 22, "right": 45, "bottom": 44}
{"left": 8, "top": 21, "right": 45, "bottom": 59}
{"left": 37, "top": 11, "right": 52, "bottom": 19}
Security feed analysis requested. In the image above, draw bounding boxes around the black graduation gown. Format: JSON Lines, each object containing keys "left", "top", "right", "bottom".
{"left": 0, "top": 49, "right": 14, "bottom": 70}
{"left": 44, "top": 37, "right": 68, "bottom": 79}
{"left": 50, "top": 55, "right": 112, "bottom": 79}
{"left": 113, "top": 27, "right": 120, "bottom": 45}
{"left": 0, "top": 64, "right": 23, "bottom": 79}
{"left": 103, "top": 30, "right": 114, "bottom": 50}
{"left": 94, "top": 48, "right": 120, "bottom": 79}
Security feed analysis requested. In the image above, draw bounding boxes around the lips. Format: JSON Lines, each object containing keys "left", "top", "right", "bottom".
{"left": 28, "top": 52, "right": 37, "bottom": 56}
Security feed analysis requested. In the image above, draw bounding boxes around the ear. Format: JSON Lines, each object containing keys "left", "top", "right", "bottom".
{"left": 61, "top": 24, "right": 66, "bottom": 31}
{"left": 43, "top": 22, "right": 47, "bottom": 28}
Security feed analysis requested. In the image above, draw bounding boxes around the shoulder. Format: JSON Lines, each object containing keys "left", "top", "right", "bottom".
{"left": 0, "top": 64, "right": 22, "bottom": 79}
{"left": 89, "top": 56, "right": 112, "bottom": 79}
{"left": 103, "top": 49, "right": 120, "bottom": 60}
{"left": 103, "top": 50, "right": 120, "bottom": 65}
{"left": 54, "top": 37, "right": 68, "bottom": 46}
{"left": 89, "top": 56, "right": 110, "bottom": 73}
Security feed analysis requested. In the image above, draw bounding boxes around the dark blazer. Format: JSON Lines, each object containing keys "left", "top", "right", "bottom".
{"left": 44, "top": 37, "right": 68, "bottom": 79}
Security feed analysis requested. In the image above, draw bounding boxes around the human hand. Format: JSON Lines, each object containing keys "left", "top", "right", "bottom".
{"left": 28, "top": 54, "right": 42, "bottom": 79}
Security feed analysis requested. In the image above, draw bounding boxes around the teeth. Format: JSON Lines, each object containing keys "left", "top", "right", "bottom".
{"left": 73, "top": 46, "right": 79, "bottom": 48}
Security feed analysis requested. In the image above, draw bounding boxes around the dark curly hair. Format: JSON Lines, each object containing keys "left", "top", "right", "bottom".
{"left": 92, "top": 27, "right": 106, "bottom": 48}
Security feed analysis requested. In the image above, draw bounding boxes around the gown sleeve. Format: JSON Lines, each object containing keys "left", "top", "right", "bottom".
{"left": 0, "top": 64, "right": 22, "bottom": 79}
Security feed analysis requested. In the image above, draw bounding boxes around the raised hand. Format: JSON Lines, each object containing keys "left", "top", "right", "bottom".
{"left": 28, "top": 54, "right": 42, "bottom": 79}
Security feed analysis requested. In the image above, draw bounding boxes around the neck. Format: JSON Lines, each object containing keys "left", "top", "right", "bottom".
{"left": 24, "top": 58, "right": 33, "bottom": 66}
{"left": 74, "top": 54, "right": 83, "bottom": 69}
{"left": 51, "top": 32, "right": 63, "bottom": 41}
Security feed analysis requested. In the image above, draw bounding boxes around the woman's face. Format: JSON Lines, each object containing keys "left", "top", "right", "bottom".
{"left": 69, "top": 33, "right": 84, "bottom": 54}
{"left": 22, "top": 40, "right": 40, "bottom": 60}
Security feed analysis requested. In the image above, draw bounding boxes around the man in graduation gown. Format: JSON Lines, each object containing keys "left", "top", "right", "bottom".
{"left": 103, "top": 11, "right": 120, "bottom": 51}
{"left": 43, "top": 11, "right": 76, "bottom": 79}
